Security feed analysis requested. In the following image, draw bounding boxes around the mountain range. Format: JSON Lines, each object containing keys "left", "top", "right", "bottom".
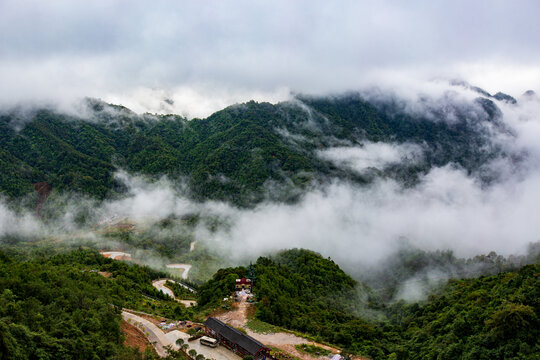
{"left": 0, "top": 85, "right": 524, "bottom": 206}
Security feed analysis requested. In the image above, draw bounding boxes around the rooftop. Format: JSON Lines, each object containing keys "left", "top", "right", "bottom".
{"left": 204, "top": 317, "right": 267, "bottom": 356}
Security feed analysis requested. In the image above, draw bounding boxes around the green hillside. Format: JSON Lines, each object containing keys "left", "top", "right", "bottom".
{"left": 0, "top": 94, "right": 505, "bottom": 205}
{"left": 0, "top": 246, "right": 537, "bottom": 360}
{"left": 0, "top": 249, "right": 192, "bottom": 360}
{"left": 393, "top": 263, "right": 539, "bottom": 359}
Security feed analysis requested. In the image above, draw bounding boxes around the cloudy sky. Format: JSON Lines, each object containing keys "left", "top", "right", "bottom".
{"left": 1, "top": 0, "right": 539, "bottom": 116}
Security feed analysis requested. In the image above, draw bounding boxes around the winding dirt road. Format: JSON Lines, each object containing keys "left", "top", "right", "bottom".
{"left": 151, "top": 279, "right": 197, "bottom": 307}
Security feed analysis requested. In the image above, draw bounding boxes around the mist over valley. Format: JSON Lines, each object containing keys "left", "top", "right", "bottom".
{"left": 1, "top": 84, "right": 539, "bottom": 290}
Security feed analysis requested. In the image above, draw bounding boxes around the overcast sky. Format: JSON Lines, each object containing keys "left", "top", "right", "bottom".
{"left": 1, "top": 0, "right": 539, "bottom": 117}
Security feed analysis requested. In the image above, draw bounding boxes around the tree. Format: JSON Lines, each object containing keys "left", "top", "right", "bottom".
{"left": 486, "top": 302, "right": 535, "bottom": 340}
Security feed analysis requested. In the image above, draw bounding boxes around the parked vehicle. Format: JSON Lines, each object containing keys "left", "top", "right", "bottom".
{"left": 200, "top": 336, "right": 219, "bottom": 348}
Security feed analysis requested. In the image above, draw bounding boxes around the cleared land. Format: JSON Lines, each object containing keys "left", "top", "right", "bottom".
{"left": 121, "top": 320, "right": 156, "bottom": 355}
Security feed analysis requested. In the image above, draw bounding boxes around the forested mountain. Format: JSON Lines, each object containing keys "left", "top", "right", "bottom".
{"left": 196, "top": 248, "right": 540, "bottom": 359}
{"left": 393, "top": 263, "right": 539, "bottom": 359}
{"left": 1, "top": 89, "right": 536, "bottom": 359}
{"left": 0, "top": 90, "right": 510, "bottom": 205}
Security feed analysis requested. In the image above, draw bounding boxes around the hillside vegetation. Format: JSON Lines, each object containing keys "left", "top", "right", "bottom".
{"left": 392, "top": 263, "right": 539, "bottom": 359}
{"left": 0, "top": 93, "right": 505, "bottom": 205}
{"left": 0, "top": 246, "right": 537, "bottom": 360}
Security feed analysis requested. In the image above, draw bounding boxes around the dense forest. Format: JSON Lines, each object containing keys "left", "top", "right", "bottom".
{"left": 0, "top": 92, "right": 508, "bottom": 205}
{"left": 393, "top": 263, "right": 539, "bottom": 359}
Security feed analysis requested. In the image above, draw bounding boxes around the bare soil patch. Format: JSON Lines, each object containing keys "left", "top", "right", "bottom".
{"left": 215, "top": 296, "right": 249, "bottom": 328}
{"left": 98, "top": 271, "right": 112, "bottom": 278}
{"left": 121, "top": 320, "right": 156, "bottom": 354}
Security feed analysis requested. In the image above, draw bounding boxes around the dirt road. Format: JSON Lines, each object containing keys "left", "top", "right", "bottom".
{"left": 215, "top": 293, "right": 250, "bottom": 327}
{"left": 152, "top": 279, "right": 198, "bottom": 307}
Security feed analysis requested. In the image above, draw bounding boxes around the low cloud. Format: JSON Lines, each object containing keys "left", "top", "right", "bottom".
{"left": 0, "top": 200, "right": 41, "bottom": 238}
{"left": 205, "top": 165, "right": 539, "bottom": 269}
{"left": 318, "top": 142, "right": 424, "bottom": 173}
{"left": 1, "top": 1, "right": 540, "bottom": 116}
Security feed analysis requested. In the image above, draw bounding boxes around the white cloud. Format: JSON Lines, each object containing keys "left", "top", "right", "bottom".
{"left": 0, "top": 200, "right": 41, "bottom": 238}
{"left": 104, "top": 86, "right": 292, "bottom": 119}
{"left": 203, "top": 164, "right": 538, "bottom": 269}
{"left": 318, "top": 142, "right": 424, "bottom": 173}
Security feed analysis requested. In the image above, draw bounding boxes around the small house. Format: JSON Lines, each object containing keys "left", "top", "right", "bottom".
{"left": 235, "top": 277, "right": 252, "bottom": 291}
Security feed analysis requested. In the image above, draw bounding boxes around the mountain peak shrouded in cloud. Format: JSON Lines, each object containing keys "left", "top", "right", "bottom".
{"left": 522, "top": 90, "right": 538, "bottom": 99}
{"left": 492, "top": 92, "right": 517, "bottom": 104}
{"left": 450, "top": 79, "right": 493, "bottom": 97}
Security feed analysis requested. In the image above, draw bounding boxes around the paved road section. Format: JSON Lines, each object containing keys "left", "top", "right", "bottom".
{"left": 152, "top": 279, "right": 198, "bottom": 306}
{"left": 152, "top": 279, "right": 175, "bottom": 298}
{"left": 166, "top": 264, "right": 192, "bottom": 279}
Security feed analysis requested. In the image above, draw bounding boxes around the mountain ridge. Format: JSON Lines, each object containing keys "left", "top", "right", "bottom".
{"left": 0, "top": 90, "right": 517, "bottom": 206}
